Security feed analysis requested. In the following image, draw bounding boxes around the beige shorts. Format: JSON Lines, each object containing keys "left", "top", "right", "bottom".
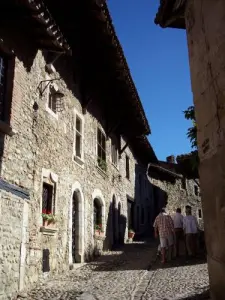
{"left": 159, "top": 234, "right": 174, "bottom": 248}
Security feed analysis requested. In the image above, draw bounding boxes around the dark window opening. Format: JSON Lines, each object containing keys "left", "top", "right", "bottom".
{"left": 0, "top": 54, "right": 7, "bottom": 121}
{"left": 126, "top": 155, "right": 130, "bottom": 179}
{"left": 48, "top": 85, "right": 57, "bottom": 114}
{"left": 97, "top": 128, "right": 106, "bottom": 171}
{"left": 75, "top": 116, "right": 82, "bottom": 158}
{"left": 181, "top": 178, "right": 186, "bottom": 189}
{"left": 94, "top": 198, "right": 102, "bottom": 228}
{"left": 42, "top": 249, "right": 50, "bottom": 273}
{"left": 194, "top": 185, "right": 199, "bottom": 196}
{"left": 198, "top": 209, "right": 202, "bottom": 219}
{"left": 42, "top": 182, "right": 54, "bottom": 214}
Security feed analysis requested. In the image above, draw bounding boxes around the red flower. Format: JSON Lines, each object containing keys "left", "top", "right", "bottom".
{"left": 42, "top": 209, "right": 46, "bottom": 214}
{"left": 47, "top": 210, "right": 51, "bottom": 214}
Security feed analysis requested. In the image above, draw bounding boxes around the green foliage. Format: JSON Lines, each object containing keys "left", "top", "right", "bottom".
{"left": 184, "top": 106, "right": 197, "bottom": 149}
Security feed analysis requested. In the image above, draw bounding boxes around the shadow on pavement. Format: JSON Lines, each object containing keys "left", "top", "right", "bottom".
{"left": 176, "top": 289, "right": 210, "bottom": 300}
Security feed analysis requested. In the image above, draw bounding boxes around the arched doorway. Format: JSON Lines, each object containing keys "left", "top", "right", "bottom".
{"left": 112, "top": 195, "right": 117, "bottom": 245}
{"left": 72, "top": 190, "right": 84, "bottom": 263}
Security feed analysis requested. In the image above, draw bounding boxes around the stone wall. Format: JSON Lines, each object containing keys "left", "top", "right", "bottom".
{"left": 0, "top": 29, "right": 155, "bottom": 298}
{"left": 149, "top": 176, "right": 203, "bottom": 229}
{"left": 0, "top": 185, "right": 29, "bottom": 300}
{"left": 185, "top": 1, "right": 225, "bottom": 298}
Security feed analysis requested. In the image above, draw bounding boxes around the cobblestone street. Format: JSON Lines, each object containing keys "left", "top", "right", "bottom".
{"left": 22, "top": 241, "right": 210, "bottom": 300}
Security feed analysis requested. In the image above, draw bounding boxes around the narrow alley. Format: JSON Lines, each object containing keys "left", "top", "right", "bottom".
{"left": 20, "top": 241, "right": 209, "bottom": 300}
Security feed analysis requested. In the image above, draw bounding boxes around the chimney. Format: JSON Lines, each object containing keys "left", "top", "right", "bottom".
{"left": 166, "top": 155, "right": 175, "bottom": 164}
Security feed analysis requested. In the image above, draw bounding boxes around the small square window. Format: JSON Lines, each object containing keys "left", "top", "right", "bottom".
{"left": 198, "top": 209, "right": 202, "bottom": 219}
{"left": 48, "top": 85, "right": 57, "bottom": 114}
{"left": 126, "top": 155, "right": 130, "bottom": 179}
{"left": 42, "top": 182, "right": 55, "bottom": 215}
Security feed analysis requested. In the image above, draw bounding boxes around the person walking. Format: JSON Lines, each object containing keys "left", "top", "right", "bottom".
{"left": 154, "top": 207, "right": 175, "bottom": 264}
{"left": 183, "top": 205, "right": 199, "bottom": 258}
{"left": 173, "top": 208, "right": 184, "bottom": 257}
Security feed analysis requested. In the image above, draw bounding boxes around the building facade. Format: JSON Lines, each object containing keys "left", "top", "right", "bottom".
{"left": 154, "top": 1, "right": 225, "bottom": 298}
{"left": 147, "top": 156, "right": 203, "bottom": 229}
{"left": 0, "top": 1, "right": 157, "bottom": 299}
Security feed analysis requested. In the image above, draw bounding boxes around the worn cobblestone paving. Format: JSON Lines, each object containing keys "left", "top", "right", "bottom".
{"left": 22, "top": 242, "right": 210, "bottom": 300}
{"left": 133, "top": 256, "right": 210, "bottom": 300}
{"left": 24, "top": 241, "right": 156, "bottom": 300}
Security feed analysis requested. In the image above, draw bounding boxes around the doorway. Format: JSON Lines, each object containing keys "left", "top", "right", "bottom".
{"left": 72, "top": 190, "right": 84, "bottom": 263}
{"left": 112, "top": 196, "right": 117, "bottom": 245}
{"left": 127, "top": 199, "right": 134, "bottom": 230}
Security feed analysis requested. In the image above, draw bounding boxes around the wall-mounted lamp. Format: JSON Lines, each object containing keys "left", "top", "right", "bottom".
{"left": 37, "top": 78, "right": 63, "bottom": 97}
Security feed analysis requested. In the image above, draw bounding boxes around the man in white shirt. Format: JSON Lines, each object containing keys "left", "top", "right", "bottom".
{"left": 183, "top": 205, "right": 199, "bottom": 257}
{"left": 173, "top": 208, "right": 184, "bottom": 257}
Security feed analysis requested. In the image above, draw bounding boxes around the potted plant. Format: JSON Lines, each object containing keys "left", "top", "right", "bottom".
{"left": 95, "top": 224, "right": 104, "bottom": 236}
{"left": 42, "top": 210, "right": 57, "bottom": 227}
{"left": 128, "top": 229, "right": 135, "bottom": 239}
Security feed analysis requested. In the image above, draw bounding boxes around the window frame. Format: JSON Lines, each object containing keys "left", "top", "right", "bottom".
{"left": 111, "top": 136, "right": 118, "bottom": 167}
{"left": 198, "top": 208, "right": 202, "bottom": 219}
{"left": 0, "top": 47, "right": 15, "bottom": 126}
{"left": 125, "top": 154, "right": 130, "bottom": 180}
{"left": 45, "top": 75, "right": 58, "bottom": 119}
{"left": 41, "top": 169, "right": 58, "bottom": 225}
{"left": 74, "top": 110, "right": 84, "bottom": 164}
{"left": 97, "top": 127, "right": 107, "bottom": 172}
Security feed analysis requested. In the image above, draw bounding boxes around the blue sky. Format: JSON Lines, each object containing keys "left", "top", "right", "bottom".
{"left": 108, "top": 0, "right": 193, "bottom": 161}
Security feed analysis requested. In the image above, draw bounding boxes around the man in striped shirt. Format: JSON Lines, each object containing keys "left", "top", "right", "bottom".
{"left": 154, "top": 207, "right": 175, "bottom": 264}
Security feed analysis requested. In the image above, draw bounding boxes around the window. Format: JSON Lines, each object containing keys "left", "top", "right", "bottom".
{"left": 48, "top": 85, "right": 57, "bottom": 114}
{"left": 126, "top": 155, "right": 130, "bottom": 179}
{"left": 194, "top": 185, "right": 199, "bottom": 196}
{"left": 141, "top": 207, "right": 145, "bottom": 224}
{"left": 75, "top": 115, "right": 83, "bottom": 159}
{"left": 94, "top": 198, "right": 103, "bottom": 229}
{"left": 97, "top": 128, "right": 106, "bottom": 171}
{"left": 0, "top": 51, "right": 14, "bottom": 123}
{"left": 198, "top": 208, "right": 202, "bottom": 219}
{"left": 42, "top": 182, "right": 55, "bottom": 215}
{"left": 111, "top": 138, "right": 118, "bottom": 166}
{"left": 181, "top": 178, "right": 186, "bottom": 189}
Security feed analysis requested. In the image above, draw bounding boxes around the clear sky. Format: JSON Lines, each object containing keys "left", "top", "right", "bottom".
{"left": 108, "top": 0, "right": 193, "bottom": 161}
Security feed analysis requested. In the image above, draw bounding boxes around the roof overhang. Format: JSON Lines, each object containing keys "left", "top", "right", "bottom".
{"left": 1, "top": 0, "right": 71, "bottom": 53}
{"left": 44, "top": 0, "right": 151, "bottom": 137}
{"left": 155, "top": 0, "right": 187, "bottom": 29}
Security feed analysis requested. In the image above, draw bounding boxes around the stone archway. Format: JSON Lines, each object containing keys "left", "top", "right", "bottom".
{"left": 69, "top": 183, "right": 84, "bottom": 265}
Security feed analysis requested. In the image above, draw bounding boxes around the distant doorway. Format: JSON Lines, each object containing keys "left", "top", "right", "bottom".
{"left": 72, "top": 190, "right": 83, "bottom": 263}
{"left": 127, "top": 199, "right": 134, "bottom": 230}
{"left": 112, "top": 196, "right": 117, "bottom": 245}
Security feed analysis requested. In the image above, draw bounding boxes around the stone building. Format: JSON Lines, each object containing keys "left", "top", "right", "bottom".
{"left": 0, "top": 0, "right": 157, "bottom": 298}
{"left": 147, "top": 155, "right": 203, "bottom": 229}
{"left": 154, "top": 1, "right": 225, "bottom": 298}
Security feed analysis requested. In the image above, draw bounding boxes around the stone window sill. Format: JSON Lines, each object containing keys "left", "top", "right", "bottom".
{"left": 94, "top": 233, "right": 106, "bottom": 241}
{"left": 96, "top": 166, "right": 108, "bottom": 179}
{"left": 74, "top": 156, "right": 85, "bottom": 168}
{"left": 0, "top": 120, "right": 15, "bottom": 136}
{"left": 40, "top": 226, "right": 58, "bottom": 236}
